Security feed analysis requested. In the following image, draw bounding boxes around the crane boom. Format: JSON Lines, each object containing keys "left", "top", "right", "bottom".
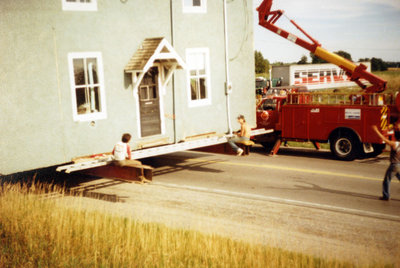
{"left": 257, "top": 0, "right": 387, "bottom": 93}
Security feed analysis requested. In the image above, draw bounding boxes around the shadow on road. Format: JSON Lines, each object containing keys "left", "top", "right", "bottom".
{"left": 250, "top": 144, "right": 336, "bottom": 160}
{"left": 357, "top": 155, "right": 389, "bottom": 164}
{"left": 268, "top": 180, "right": 400, "bottom": 203}
{"left": 251, "top": 144, "right": 389, "bottom": 164}
{"left": 142, "top": 153, "right": 225, "bottom": 177}
{"left": 295, "top": 181, "right": 383, "bottom": 201}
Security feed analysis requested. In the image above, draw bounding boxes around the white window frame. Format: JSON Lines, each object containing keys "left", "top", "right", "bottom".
{"left": 186, "top": 48, "right": 211, "bottom": 107}
{"left": 62, "top": 0, "right": 97, "bottom": 12}
{"left": 182, "top": 0, "right": 207, "bottom": 14}
{"left": 68, "top": 52, "right": 107, "bottom": 122}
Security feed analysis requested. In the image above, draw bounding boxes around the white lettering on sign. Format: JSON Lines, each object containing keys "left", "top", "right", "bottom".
{"left": 294, "top": 67, "right": 348, "bottom": 85}
{"left": 345, "top": 109, "right": 361, "bottom": 120}
{"left": 294, "top": 70, "right": 308, "bottom": 85}
{"left": 310, "top": 108, "right": 320, "bottom": 113}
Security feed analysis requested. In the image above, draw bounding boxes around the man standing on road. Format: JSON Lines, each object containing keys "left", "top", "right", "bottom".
{"left": 372, "top": 125, "right": 400, "bottom": 201}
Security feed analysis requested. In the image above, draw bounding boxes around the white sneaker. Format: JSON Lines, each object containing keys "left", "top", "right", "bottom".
{"left": 237, "top": 148, "right": 244, "bottom": 156}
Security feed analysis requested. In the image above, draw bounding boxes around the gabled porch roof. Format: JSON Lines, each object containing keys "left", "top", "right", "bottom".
{"left": 124, "top": 37, "right": 186, "bottom": 92}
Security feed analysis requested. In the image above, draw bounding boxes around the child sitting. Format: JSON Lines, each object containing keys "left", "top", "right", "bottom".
{"left": 112, "top": 133, "right": 150, "bottom": 183}
{"left": 112, "top": 133, "right": 132, "bottom": 163}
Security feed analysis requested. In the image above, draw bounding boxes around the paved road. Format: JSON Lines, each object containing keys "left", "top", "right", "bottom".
{"left": 67, "top": 145, "right": 400, "bottom": 265}
{"left": 145, "top": 145, "right": 400, "bottom": 218}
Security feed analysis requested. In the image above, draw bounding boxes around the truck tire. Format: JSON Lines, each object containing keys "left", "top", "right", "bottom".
{"left": 330, "top": 135, "right": 359, "bottom": 161}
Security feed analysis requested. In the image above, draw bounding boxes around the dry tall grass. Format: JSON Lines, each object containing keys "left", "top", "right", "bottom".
{"left": 375, "top": 70, "right": 400, "bottom": 93}
{"left": 0, "top": 182, "right": 390, "bottom": 267}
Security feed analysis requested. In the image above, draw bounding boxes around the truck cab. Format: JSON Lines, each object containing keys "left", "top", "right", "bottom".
{"left": 257, "top": 86, "right": 307, "bottom": 130}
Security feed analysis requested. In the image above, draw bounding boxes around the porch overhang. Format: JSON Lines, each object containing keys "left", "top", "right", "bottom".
{"left": 124, "top": 37, "right": 186, "bottom": 92}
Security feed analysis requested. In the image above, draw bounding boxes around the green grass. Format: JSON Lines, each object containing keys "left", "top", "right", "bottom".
{"left": 0, "top": 181, "right": 386, "bottom": 268}
{"left": 286, "top": 141, "right": 330, "bottom": 150}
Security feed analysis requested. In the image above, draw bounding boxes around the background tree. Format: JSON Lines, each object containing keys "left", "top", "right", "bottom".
{"left": 359, "top": 57, "right": 370, "bottom": 62}
{"left": 359, "top": 58, "right": 400, "bottom": 70}
{"left": 297, "top": 55, "right": 308, "bottom": 64}
{"left": 255, "top": 50, "right": 270, "bottom": 74}
{"left": 335, "top": 50, "right": 352, "bottom": 61}
{"left": 385, "top": 61, "right": 400, "bottom": 68}
{"left": 370, "top": 57, "right": 388, "bottom": 71}
{"left": 310, "top": 52, "right": 327, "bottom": 64}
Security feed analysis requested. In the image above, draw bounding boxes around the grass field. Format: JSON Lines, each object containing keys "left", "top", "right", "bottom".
{"left": 1, "top": 181, "right": 392, "bottom": 268}
{"left": 285, "top": 141, "right": 330, "bottom": 150}
{"left": 373, "top": 69, "right": 400, "bottom": 93}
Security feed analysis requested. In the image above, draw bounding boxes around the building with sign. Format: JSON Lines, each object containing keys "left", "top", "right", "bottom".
{"left": 272, "top": 62, "right": 371, "bottom": 90}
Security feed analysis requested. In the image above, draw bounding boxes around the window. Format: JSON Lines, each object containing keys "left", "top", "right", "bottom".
{"left": 262, "top": 98, "right": 277, "bottom": 111}
{"left": 139, "top": 85, "right": 158, "bottom": 101}
{"left": 183, "top": 0, "right": 207, "bottom": 13}
{"left": 62, "top": 0, "right": 97, "bottom": 11}
{"left": 68, "top": 52, "right": 106, "bottom": 121}
{"left": 186, "top": 48, "right": 211, "bottom": 107}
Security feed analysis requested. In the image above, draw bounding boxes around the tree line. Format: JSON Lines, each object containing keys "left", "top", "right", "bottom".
{"left": 255, "top": 50, "right": 399, "bottom": 73}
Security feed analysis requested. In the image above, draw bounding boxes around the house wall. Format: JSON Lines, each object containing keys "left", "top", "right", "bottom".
{"left": 0, "top": 0, "right": 255, "bottom": 175}
{"left": 172, "top": 0, "right": 255, "bottom": 140}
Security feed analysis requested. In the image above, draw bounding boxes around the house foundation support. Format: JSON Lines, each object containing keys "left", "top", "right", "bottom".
{"left": 80, "top": 164, "right": 153, "bottom": 182}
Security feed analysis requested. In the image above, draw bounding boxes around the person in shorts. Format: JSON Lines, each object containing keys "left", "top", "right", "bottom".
{"left": 228, "top": 115, "right": 251, "bottom": 156}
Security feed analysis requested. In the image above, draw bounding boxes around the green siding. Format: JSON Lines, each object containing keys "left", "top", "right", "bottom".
{"left": 0, "top": 0, "right": 255, "bottom": 174}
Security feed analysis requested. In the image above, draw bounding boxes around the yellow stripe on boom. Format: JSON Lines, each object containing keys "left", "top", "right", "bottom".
{"left": 314, "top": 47, "right": 356, "bottom": 72}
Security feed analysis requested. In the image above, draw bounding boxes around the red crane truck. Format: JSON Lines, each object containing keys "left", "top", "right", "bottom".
{"left": 254, "top": 0, "right": 400, "bottom": 160}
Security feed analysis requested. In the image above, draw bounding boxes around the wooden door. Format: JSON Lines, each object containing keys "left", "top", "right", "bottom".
{"left": 138, "top": 67, "right": 161, "bottom": 137}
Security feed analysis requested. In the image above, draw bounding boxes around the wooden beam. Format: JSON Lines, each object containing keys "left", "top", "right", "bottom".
{"left": 80, "top": 164, "right": 153, "bottom": 182}
{"left": 132, "top": 71, "right": 145, "bottom": 93}
{"left": 162, "top": 63, "right": 177, "bottom": 88}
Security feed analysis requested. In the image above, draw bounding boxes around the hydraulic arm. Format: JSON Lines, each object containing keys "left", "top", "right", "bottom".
{"left": 257, "top": 0, "right": 387, "bottom": 93}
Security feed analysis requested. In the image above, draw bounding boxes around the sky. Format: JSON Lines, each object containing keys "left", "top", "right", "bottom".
{"left": 253, "top": 0, "right": 400, "bottom": 64}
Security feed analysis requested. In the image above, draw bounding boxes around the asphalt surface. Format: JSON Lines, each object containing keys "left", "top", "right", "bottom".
{"left": 64, "top": 145, "right": 400, "bottom": 265}
{"left": 146, "top": 145, "right": 400, "bottom": 218}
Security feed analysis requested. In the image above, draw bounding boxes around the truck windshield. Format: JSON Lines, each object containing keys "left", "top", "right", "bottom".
{"left": 262, "top": 99, "right": 277, "bottom": 111}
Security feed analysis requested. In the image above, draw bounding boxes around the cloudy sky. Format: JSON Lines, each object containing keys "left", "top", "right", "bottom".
{"left": 253, "top": 0, "right": 400, "bottom": 63}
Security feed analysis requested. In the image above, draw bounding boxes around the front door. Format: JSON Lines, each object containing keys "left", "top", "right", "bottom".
{"left": 138, "top": 67, "right": 162, "bottom": 137}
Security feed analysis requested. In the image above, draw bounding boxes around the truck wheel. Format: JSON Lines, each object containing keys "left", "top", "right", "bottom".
{"left": 330, "top": 135, "right": 358, "bottom": 161}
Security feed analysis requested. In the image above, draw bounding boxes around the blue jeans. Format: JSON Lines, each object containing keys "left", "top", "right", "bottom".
{"left": 383, "top": 163, "right": 400, "bottom": 199}
{"left": 228, "top": 136, "right": 249, "bottom": 153}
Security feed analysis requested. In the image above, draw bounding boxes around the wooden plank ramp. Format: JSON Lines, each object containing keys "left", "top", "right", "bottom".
{"left": 56, "top": 129, "right": 273, "bottom": 181}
